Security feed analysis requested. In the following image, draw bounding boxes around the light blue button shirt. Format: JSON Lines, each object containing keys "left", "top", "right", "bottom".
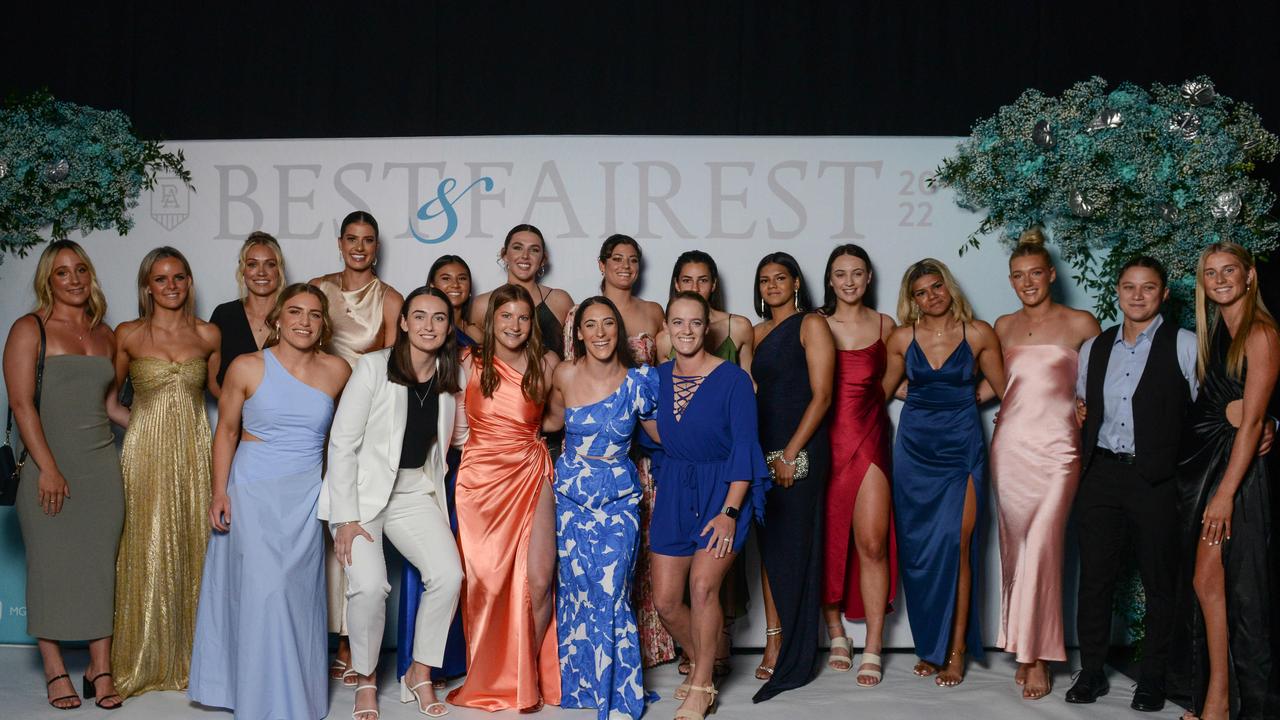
{"left": 1075, "top": 314, "right": 1198, "bottom": 454}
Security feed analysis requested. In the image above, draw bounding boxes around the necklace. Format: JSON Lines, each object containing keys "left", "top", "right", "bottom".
{"left": 412, "top": 375, "right": 436, "bottom": 408}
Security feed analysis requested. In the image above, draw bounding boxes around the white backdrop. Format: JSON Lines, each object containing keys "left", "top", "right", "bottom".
{"left": 0, "top": 135, "right": 1095, "bottom": 649}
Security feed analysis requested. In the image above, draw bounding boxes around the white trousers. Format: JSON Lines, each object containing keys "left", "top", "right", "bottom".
{"left": 337, "top": 466, "right": 462, "bottom": 675}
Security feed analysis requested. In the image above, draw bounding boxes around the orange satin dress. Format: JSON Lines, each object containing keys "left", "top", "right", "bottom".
{"left": 448, "top": 356, "right": 561, "bottom": 711}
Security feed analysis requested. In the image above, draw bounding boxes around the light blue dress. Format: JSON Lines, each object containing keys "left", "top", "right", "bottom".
{"left": 555, "top": 365, "right": 657, "bottom": 720}
{"left": 189, "top": 349, "right": 334, "bottom": 720}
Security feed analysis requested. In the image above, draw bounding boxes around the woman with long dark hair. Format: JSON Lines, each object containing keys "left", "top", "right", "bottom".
{"left": 4, "top": 240, "right": 129, "bottom": 710}
{"left": 546, "top": 295, "right": 659, "bottom": 720}
{"left": 320, "top": 286, "right": 466, "bottom": 720}
{"left": 448, "top": 284, "right": 562, "bottom": 712}
{"left": 819, "top": 244, "right": 898, "bottom": 687}
{"left": 112, "top": 246, "right": 221, "bottom": 698}
{"left": 396, "top": 256, "right": 477, "bottom": 692}
{"left": 189, "top": 284, "right": 350, "bottom": 720}
{"left": 750, "top": 251, "right": 834, "bottom": 701}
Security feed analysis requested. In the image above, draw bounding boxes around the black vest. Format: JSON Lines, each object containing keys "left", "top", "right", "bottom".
{"left": 1081, "top": 317, "right": 1190, "bottom": 483}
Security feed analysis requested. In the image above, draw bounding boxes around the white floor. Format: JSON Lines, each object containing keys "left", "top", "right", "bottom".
{"left": 0, "top": 646, "right": 1187, "bottom": 719}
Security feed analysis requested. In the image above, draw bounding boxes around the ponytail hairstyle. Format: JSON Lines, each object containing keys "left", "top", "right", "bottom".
{"left": 1009, "top": 226, "right": 1053, "bottom": 266}
{"left": 478, "top": 283, "right": 548, "bottom": 402}
{"left": 668, "top": 250, "right": 726, "bottom": 311}
{"left": 1194, "top": 241, "right": 1275, "bottom": 380}
{"left": 428, "top": 254, "right": 474, "bottom": 321}
{"left": 387, "top": 286, "right": 462, "bottom": 393}
{"left": 598, "top": 234, "right": 642, "bottom": 292}
{"left": 235, "top": 231, "right": 286, "bottom": 302}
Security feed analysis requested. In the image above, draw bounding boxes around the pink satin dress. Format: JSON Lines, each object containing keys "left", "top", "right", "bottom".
{"left": 449, "top": 355, "right": 561, "bottom": 711}
{"left": 989, "top": 344, "right": 1080, "bottom": 663}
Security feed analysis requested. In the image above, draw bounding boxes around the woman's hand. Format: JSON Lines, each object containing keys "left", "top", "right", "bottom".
{"left": 700, "top": 513, "right": 738, "bottom": 558}
{"left": 36, "top": 466, "right": 70, "bottom": 516}
{"left": 1201, "top": 490, "right": 1234, "bottom": 546}
{"left": 1075, "top": 399, "right": 1087, "bottom": 427}
{"left": 209, "top": 492, "right": 232, "bottom": 532}
{"left": 770, "top": 456, "right": 797, "bottom": 488}
{"left": 334, "top": 522, "right": 374, "bottom": 566}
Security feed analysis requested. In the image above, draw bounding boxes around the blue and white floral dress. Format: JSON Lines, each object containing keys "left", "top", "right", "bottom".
{"left": 555, "top": 365, "right": 658, "bottom": 720}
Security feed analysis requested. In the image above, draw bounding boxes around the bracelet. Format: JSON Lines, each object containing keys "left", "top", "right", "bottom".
{"left": 778, "top": 455, "right": 797, "bottom": 466}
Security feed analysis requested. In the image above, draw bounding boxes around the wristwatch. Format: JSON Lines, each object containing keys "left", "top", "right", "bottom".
{"left": 721, "top": 505, "right": 740, "bottom": 519}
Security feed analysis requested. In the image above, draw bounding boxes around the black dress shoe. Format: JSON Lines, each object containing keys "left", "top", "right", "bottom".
{"left": 1130, "top": 685, "right": 1166, "bottom": 712}
{"left": 1065, "top": 670, "right": 1109, "bottom": 704}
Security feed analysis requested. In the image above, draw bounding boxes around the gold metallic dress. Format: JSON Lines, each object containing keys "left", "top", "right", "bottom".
{"left": 111, "top": 357, "right": 212, "bottom": 697}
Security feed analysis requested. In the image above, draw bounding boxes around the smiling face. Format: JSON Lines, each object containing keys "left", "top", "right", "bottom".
{"left": 48, "top": 248, "right": 92, "bottom": 308}
{"left": 401, "top": 293, "right": 451, "bottom": 354}
{"left": 493, "top": 299, "right": 533, "bottom": 352}
{"left": 675, "top": 261, "right": 716, "bottom": 301}
{"left": 431, "top": 262, "right": 472, "bottom": 310}
{"left": 338, "top": 221, "right": 378, "bottom": 272}
{"left": 1117, "top": 266, "right": 1168, "bottom": 324}
{"left": 243, "top": 244, "right": 282, "bottom": 298}
{"left": 757, "top": 262, "right": 798, "bottom": 310}
{"left": 665, "top": 297, "right": 708, "bottom": 358}
{"left": 1202, "top": 251, "right": 1252, "bottom": 308}
{"left": 577, "top": 302, "right": 619, "bottom": 362}
{"left": 278, "top": 292, "right": 326, "bottom": 352}
{"left": 1008, "top": 254, "right": 1056, "bottom": 308}
{"left": 148, "top": 256, "right": 192, "bottom": 312}
{"left": 502, "top": 231, "right": 545, "bottom": 282}
{"left": 600, "top": 244, "right": 640, "bottom": 291}
{"left": 910, "top": 273, "right": 952, "bottom": 318}
{"left": 828, "top": 254, "right": 870, "bottom": 307}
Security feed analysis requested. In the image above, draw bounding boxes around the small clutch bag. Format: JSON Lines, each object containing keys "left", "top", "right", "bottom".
{"left": 764, "top": 449, "right": 809, "bottom": 480}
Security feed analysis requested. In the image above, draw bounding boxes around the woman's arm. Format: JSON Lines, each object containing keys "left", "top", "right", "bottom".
{"left": 202, "top": 322, "right": 224, "bottom": 399}
{"left": 1202, "top": 324, "right": 1280, "bottom": 545}
{"left": 770, "top": 315, "right": 835, "bottom": 488}
{"left": 3, "top": 316, "right": 68, "bottom": 513}
{"left": 543, "top": 363, "right": 568, "bottom": 434}
{"left": 102, "top": 327, "right": 131, "bottom": 428}
{"left": 208, "top": 358, "right": 254, "bottom": 532}
{"left": 973, "top": 321, "right": 1008, "bottom": 402}
{"left": 881, "top": 329, "right": 907, "bottom": 401}
{"left": 731, "top": 314, "right": 755, "bottom": 375}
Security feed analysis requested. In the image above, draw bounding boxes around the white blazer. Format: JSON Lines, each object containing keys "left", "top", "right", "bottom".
{"left": 319, "top": 348, "right": 468, "bottom": 524}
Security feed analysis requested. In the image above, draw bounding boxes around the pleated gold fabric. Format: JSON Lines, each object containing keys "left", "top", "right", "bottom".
{"left": 111, "top": 357, "right": 212, "bottom": 698}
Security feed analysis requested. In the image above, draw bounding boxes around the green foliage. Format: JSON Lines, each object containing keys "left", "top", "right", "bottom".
{"left": 931, "top": 77, "right": 1279, "bottom": 322}
{"left": 0, "top": 90, "right": 192, "bottom": 264}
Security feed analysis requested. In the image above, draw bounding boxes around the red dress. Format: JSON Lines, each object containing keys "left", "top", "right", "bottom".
{"left": 824, "top": 341, "right": 898, "bottom": 619}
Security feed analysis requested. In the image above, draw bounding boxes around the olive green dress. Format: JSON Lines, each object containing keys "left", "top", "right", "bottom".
{"left": 16, "top": 355, "right": 125, "bottom": 640}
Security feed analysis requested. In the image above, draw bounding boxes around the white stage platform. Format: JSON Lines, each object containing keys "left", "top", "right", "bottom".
{"left": 0, "top": 646, "right": 1185, "bottom": 719}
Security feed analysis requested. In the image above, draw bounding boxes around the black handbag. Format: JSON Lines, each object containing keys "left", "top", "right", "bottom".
{"left": 1, "top": 315, "right": 47, "bottom": 506}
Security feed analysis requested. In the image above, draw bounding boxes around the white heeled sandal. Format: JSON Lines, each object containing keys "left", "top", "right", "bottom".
{"left": 401, "top": 675, "right": 449, "bottom": 717}
{"left": 353, "top": 683, "right": 379, "bottom": 720}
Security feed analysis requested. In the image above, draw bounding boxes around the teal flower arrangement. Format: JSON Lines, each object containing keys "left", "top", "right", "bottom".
{"left": 932, "top": 76, "right": 1279, "bottom": 321}
{"left": 0, "top": 91, "right": 191, "bottom": 264}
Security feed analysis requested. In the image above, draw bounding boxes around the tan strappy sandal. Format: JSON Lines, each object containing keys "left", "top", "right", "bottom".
{"left": 674, "top": 684, "right": 718, "bottom": 720}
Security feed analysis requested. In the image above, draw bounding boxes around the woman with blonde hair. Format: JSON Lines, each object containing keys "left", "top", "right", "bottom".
{"left": 882, "top": 258, "right": 1006, "bottom": 688}
{"left": 190, "top": 283, "right": 351, "bottom": 720}
{"left": 1176, "top": 242, "right": 1280, "bottom": 720}
{"left": 210, "top": 231, "right": 286, "bottom": 386}
{"left": 111, "top": 246, "right": 221, "bottom": 698}
{"left": 988, "top": 231, "right": 1099, "bottom": 700}
{"left": 449, "top": 283, "right": 562, "bottom": 712}
{"left": 4, "top": 240, "right": 130, "bottom": 709}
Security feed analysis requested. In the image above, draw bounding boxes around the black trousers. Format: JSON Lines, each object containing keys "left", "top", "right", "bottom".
{"left": 1075, "top": 454, "right": 1179, "bottom": 687}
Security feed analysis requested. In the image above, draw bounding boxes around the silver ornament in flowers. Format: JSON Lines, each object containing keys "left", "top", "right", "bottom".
{"left": 1068, "top": 189, "right": 1096, "bottom": 217}
{"left": 0, "top": 159, "right": 8, "bottom": 180}
{"left": 1085, "top": 108, "right": 1123, "bottom": 134}
{"left": 1159, "top": 203, "right": 1180, "bottom": 222}
{"left": 1210, "top": 191, "right": 1241, "bottom": 219}
{"left": 1032, "top": 119, "right": 1055, "bottom": 149}
{"left": 1169, "top": 112, "right": 1201, "bottom": 140}
{"left": 44, "top": 158, "right": 70, "bottom": 182}
{"left": 1180, "top": 80, "right": 1216, "bottom": 106}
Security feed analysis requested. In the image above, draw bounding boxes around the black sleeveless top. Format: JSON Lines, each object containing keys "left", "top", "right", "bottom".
{"left": 751, "top": 312, "right": 830, "bottom": 456}
{"left": 536, "top": 297, "right": 564, "bottom": 359}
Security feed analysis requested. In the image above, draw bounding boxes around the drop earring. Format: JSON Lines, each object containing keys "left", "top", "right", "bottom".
{"left": 794, "top": 290, "right": 800, "bottom": 311}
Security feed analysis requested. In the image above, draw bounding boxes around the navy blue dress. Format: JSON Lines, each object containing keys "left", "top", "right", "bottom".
{"left": 397, "top": 327, "right": 474, "bottom": 682}
{"left": 752, "top": 313, "right": 829, "bottom": 702}
{"left": 893, "top": 326, "right": 987, "bottom": 665}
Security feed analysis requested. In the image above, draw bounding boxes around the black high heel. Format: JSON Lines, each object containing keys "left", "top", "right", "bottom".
{"left": 46, "top": 673, "right": 81, "bottom": 710}
{"left": 83, "top": 672, "right": 124, "bottom": 710}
